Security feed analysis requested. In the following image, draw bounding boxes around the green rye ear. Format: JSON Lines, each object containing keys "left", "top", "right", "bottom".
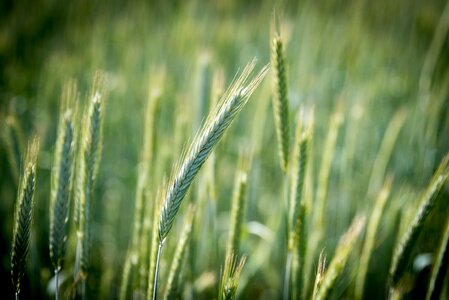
{"left": 390, "top": 154, "right": 449, "bottom": 288}
{"left": 219, "top": 252, "right": 247, "bottom": 300}
{"left": 271, "top": 24, "right": 290, "bottom": 173}
{"left": 11, "top": 138, "right": 39, "bottom": 299}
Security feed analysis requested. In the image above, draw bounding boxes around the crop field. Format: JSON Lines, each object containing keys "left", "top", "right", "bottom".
{"left": 1, "top": 0, "right": 449, "bottom": 299}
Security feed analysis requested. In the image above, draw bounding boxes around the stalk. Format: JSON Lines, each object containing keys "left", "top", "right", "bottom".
{"left": 152, "top": 243, "right": 163, "bottom": 300}
{"left": 355, "top": 178, "right": 392, "bottom": 300}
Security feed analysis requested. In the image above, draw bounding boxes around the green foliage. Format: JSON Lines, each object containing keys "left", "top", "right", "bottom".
{"left": 2, "top": 1, "right": 449, "bottom": 299}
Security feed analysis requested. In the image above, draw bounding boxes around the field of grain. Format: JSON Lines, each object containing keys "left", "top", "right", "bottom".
{"left": 1, "top": 0, "right": 449, "bottom": 299}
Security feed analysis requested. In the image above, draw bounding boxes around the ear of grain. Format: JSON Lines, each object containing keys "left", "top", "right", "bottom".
{"left": 271, "top": 27, "right": 292, "bottom": 295}
{"left": 49, "top": 82, "right": 77, "bottom": 300}
{"left": 164, "top": 205, "right": 195, "bottom": 300}
{"left": 158, "top": 61, "right": 268, "bottom": 243}
{"left": 312, "top": 250, "right": 326, "bottom": 300}
{"left": 74, "top": 72, "right": 106, "bottom": 289}
{"left": 314, "top": 216, "right": 365, "bottom": 300}
{"left": 287, "top": 108, "right": 312, "bottom": 300}
{"left": 425, "top": 209, "right": 449, "bottom": 300}
{"left": 271, "top": 31, "right": 290, "bottom": 173}
{"left": 218, "top": 252, "right": 247, "bottom": 300}
{"left": 11, "top": 138, "right": 39, "bottom": 298}
{"left": 50, "top": 82, "right": 77, "bottom": 275}
{"left": 226, "top": 154, "right": 251, "bottom": 259}
{"left": 288, "top": 108, "right": 311, "bottom": 251}
{"left": 390, "top": 154, "right": 449, "bottom": 287}
{"left": 153, "top": 62, "right": 267, "bottom": 300}
{"left": 355, "top": 177, "right": 392, "bottom": 300}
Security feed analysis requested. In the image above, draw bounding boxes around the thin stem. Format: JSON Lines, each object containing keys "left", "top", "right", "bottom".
{"left": 15, "top": 292, "right": 19, "bottom": 300}
{"left": 282, "top": 171, "right": 290, "bottom": 298}
{"left": 82, "top": 278, "right": 86, "bottom": 300}
{"left": 55, "top": 269, "right": 59, "bottom": 300}
{"left": 283, "top": 251, "right": 292, "bottom": 300}
{"left": 152, "top": 242, "right": 163, "bottom": 300}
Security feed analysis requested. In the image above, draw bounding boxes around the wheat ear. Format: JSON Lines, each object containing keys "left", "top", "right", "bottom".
{"left": 74, "top": 73, "right": 106, "bottom": 299}
{"left": 390, "top": 154, "right": 449, "bottom": 287}
{"left": 290, "top": 108, "right": 313, "bottom": 300}
{"left": 271, "top": 26, "right": 291, "bottom": 297}
{"left": 314, "top": 216, "right": 365, "bottom": 300}
{"left": 271, "top": 30, "right": 290, "bottom": 173}
{"left": 11, "top": 138, "right": 39, "bottom": 300}
{"left": 312, "top": 250, "right": 326, "bottom": 300}
{"left": 226, "top": 154, "right": 251, "bottom": 259}
{"left": 218, "top": 252, "right": 247, "bottom": 300}
{"left": 49, "top": 81, "right": 77, "bottom": 300}
{"left": 158, "top": 61, "right": 268, "bottom": 242}
{"left": 152, "top": 61, "right": 268, "bottom": 300}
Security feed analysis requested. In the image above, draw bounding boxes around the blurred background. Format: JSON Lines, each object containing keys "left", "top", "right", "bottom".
{"left": 1, "top": 0, "right": 449, "bottom": 299}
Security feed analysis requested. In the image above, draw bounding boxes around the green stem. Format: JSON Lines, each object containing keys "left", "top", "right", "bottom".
{"left": 282, "top": 172, "right": 290, "bottom": 298}
{"left": 152, "top": 243, "right": 163, "bottom": 300}
{"left": 82, "top": 278, "right": 86, "bottom": 300}
{"left": 283, "top": 251, "right": 293, "bottom": 300}
{"left": 55, "top": 269, "right": 59, "bottom": 300}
